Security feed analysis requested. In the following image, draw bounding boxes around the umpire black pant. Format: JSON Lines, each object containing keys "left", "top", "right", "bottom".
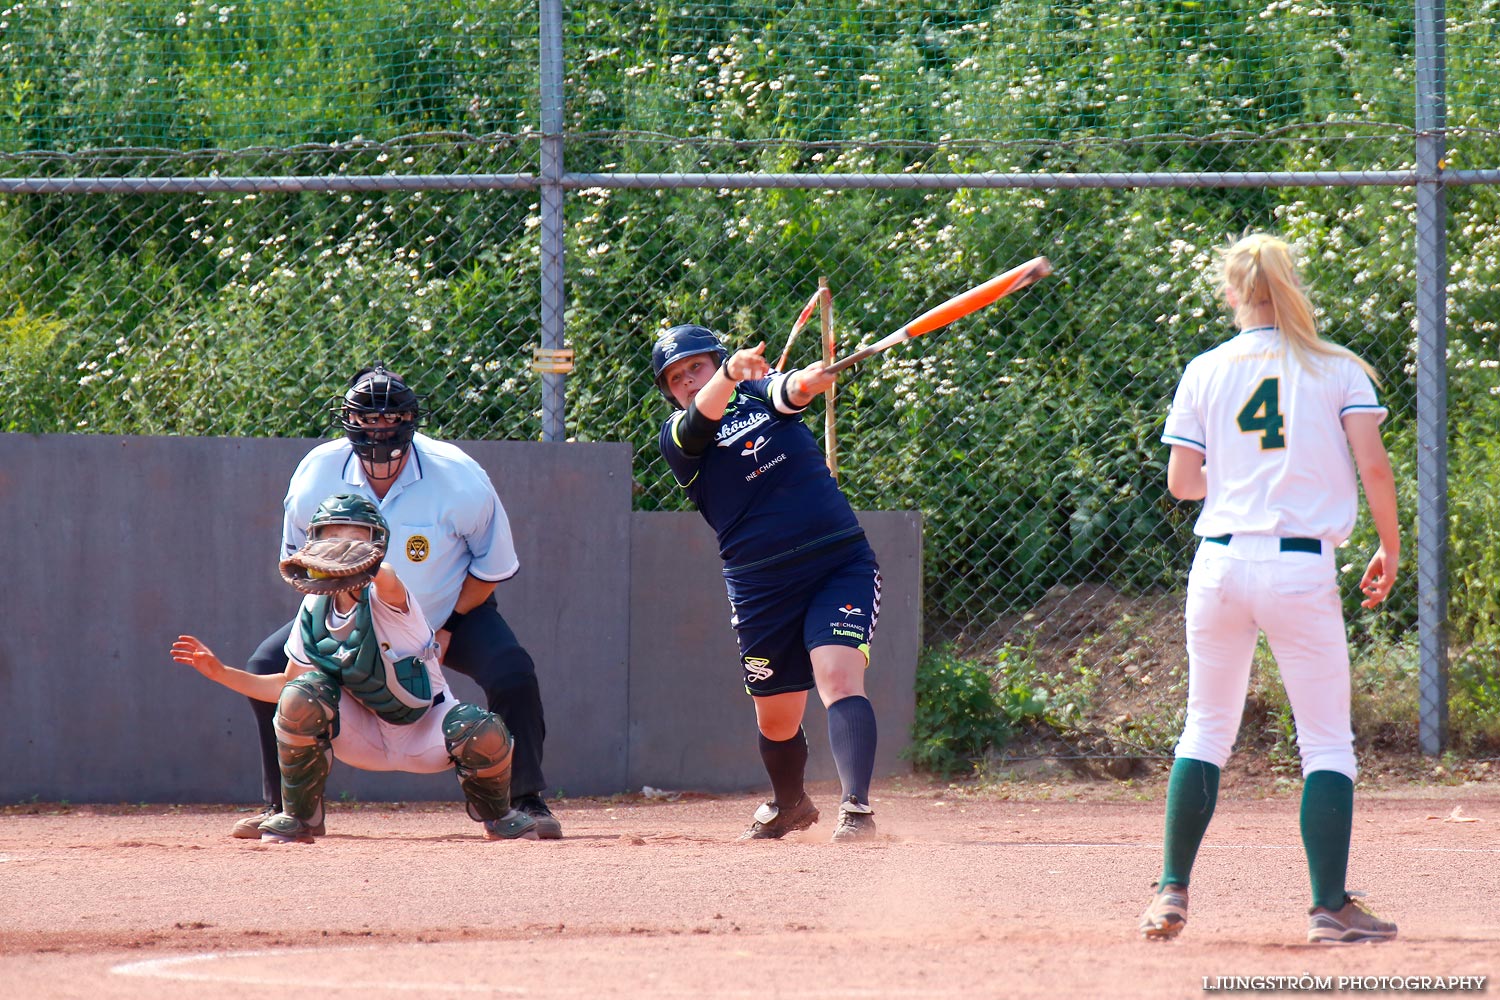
{"left": 244, "top": 592, "right": 548, "bottom": 807}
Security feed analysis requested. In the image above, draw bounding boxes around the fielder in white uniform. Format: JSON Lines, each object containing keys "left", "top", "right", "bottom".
{"left": 1139, "top": 233, "right": 1401, "bottom": 945}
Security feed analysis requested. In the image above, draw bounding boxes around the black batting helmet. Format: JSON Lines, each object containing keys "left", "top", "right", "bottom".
{"left": 651, "top": 324, "right": 727, "bottom": 404}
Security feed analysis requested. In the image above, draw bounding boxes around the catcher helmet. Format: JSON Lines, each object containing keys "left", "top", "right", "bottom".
{"left": 339, "top": 364, "right": 420, "bottom": 469}
{"left": 651, "top": 324, "right": 727, "bottom": 405}
{"left": 308, "top": 493, "right": 390, "bottom": 549}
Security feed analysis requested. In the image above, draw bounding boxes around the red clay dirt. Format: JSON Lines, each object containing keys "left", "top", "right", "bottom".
{"left": 0, "top": 776, "right": 1494, "bottom": 1000}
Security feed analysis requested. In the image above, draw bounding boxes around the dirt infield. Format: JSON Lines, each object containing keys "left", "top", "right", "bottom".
{"left": 1, "top": 777, "right": 1495, "bottom": 1000}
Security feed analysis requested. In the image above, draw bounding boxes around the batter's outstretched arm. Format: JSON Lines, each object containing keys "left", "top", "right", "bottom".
{"left": 170, "top": 635, "right": 290, "bottom": 703}
{"left": 694, "top": 342, "right": 771, "bottom": 420}
{"left": 1343, "top": 413, "right": 1400, "bottom": 608}
{"left": 784, "top": 360, "right": 838, "bottom": 409}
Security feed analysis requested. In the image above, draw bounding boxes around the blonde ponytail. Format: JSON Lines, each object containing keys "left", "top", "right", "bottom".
{"left": 1216, "top": 233, "right": 1380, "bottom": 385}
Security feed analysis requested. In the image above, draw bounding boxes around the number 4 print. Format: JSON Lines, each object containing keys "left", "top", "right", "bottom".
{"left": 1237, "top": 377, "right": 1286, "bottom": 450}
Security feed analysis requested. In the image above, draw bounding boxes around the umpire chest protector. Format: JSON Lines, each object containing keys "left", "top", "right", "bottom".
{"left": 298, "top": 594, "right": 434, "bottom": 724}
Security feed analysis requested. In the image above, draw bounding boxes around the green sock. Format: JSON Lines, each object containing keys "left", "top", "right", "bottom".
{"left": 1159, "top": 758, "right": 1220, "bottom": 889}
{"left": 1301, "top": 770, "right": 1354, "bottom": 911}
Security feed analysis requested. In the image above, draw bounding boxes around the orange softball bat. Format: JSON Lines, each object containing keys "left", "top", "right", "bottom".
{"left": 825, "top": 256, "right": 1053, "bottom": 375}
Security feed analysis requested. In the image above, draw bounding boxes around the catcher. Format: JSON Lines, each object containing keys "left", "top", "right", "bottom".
{"left": 170, "top": 492, "right": 538, "bottom": 844}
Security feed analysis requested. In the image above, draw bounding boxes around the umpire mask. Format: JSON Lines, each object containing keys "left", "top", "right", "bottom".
{"left": 339, "top": 364, "right": 421, "bottom": 480}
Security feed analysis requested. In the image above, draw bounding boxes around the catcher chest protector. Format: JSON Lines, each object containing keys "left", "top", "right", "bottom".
{"left": 298, "top": 594, "right": 433, "bottom": 724}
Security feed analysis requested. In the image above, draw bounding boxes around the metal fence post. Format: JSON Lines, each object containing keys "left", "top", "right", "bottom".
{"left": 538, "top": 0, "right": 567, "bottom": 442}
{"left": 1415, "top": 0, "right": 1449, "bottom": 754}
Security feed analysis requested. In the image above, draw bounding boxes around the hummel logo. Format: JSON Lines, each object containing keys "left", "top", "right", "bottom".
{"left": 743, "top": 656, "right": 774, "bottom": 682}
{"left": 741, "top": 435, "right": 769, "bottom": 462}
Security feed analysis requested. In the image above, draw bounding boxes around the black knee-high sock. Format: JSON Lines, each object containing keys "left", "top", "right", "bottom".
{"left": 758, "top": 728, "right": 809, "bottom": 807}
{"left": 827, "top": 695, "right": 878, "bottom": 804}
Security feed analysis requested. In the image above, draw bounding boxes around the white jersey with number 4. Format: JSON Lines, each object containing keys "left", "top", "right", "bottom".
{"left": 1161, "top": 326, "right": 1386, "bottom": 547}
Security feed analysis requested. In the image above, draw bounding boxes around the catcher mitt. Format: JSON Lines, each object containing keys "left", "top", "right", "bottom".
{"left": 280, "top": 536, "right": 385, "bottom": 596}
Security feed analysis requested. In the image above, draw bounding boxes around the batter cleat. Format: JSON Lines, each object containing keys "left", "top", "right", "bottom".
{"left": 738, "top": 794, "right": 819, "bottom": 840}
{"left": 1139, "top": 882, "right": 1189, "bottom": 940}
{"left": 231, "top": 807, "right": 276, "bottom": 839}
{"left": 831, "top": 795, "right": 878, "bottom": 842}
{"left": 1307, "top": 893, "right": 1398, "bottom": 944}
{"left": 483, "top": 809, "right": 540, "bottom": 841}
{"left": 258, "top": 812, "right": 323, "bottom": 845}
{"left": 512, "top": 794, "right": 563, "bottom": 840}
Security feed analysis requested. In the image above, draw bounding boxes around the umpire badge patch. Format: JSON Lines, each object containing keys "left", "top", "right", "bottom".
{"left": 405, "top": 534, "right": 431, "bottom": 562}
{"left": 743, "top": 656, "right": 774, "bottom": 683}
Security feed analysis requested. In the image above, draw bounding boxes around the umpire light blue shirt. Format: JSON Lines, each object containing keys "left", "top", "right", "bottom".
{"left": 282, "top": 433, "right": 520, "bottom": 628}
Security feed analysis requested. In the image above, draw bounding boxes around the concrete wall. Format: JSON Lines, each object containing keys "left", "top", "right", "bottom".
{"left": 0, "top": 433, "right": 920, "bottom": 804}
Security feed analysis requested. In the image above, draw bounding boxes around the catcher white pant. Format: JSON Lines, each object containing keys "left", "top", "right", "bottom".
{"left": 331, "top": 694, "right": 455, "bottom": 774}
{"left": 1176, "top": 535, "right": 1356, "bottom": 780}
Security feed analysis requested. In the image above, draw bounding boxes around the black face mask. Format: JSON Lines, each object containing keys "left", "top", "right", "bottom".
{"left": 343, "top": 414, "right": 417, "bottom": 475}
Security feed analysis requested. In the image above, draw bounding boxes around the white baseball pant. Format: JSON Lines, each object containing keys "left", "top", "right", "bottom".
{"left": 330, "top": 692, "right": 456, "bottom": 774}
{"left": 1175, "top": 534, "right": 1357, "bottom": 780}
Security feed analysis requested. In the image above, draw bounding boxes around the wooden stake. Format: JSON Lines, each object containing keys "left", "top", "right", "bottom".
{"left": 820, "top": 276, "right": 838, "bottom": 480}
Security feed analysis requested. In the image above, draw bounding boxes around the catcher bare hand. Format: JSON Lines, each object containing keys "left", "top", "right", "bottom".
{"left": 279, "top": 537, "right": 385, "bottom": 595}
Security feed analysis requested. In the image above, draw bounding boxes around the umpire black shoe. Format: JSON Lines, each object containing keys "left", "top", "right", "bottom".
{"left": 512, "top": 794, "right": 563, "bottom": 839}
{"left": 738, "top": 794, "right": 819, "bottom": 840}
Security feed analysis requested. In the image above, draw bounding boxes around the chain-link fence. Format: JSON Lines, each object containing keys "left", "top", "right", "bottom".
{"left": 4, "top": 1, "right": 1499, "bottom": 762}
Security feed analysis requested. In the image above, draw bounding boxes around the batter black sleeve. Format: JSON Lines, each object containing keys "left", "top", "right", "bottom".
{"left": 674, "top": 401, "right": 721, "bottom": 456}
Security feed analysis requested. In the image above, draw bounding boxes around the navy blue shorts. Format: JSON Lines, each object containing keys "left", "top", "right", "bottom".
{"left": 723, "top": 537, "right": 882, "bottom": 696}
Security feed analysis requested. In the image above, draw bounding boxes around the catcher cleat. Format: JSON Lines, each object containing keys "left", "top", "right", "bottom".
{"left": 234, "top": 808, "right": 328, "bottom": 840}
{"left": 738, "top": 794, "right": 819, "bottom": 840}
{"left": 831, "top": 795, "right": 878, "bottom": 842}
{"left": 258, "top": 812, "right": 322, "bottom": 845}
{"left": 512, "top": 794, "right": 563, "bottom": 840}
{"left": 231, "top": 807, "right": 277, "bottom": 839}
{"left": 483, "top": 809, "right": 540, "bottom": 841}
{"left": 1139, "top": 883, "right": 1189, "bottom": 940}
{"left": 1307, "top": 893, "right": 1397, "bottom": 944}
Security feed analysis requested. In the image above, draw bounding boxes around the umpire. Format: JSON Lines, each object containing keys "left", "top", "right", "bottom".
{"left": 234, "top": 364, "right": 560, "bottom": 838}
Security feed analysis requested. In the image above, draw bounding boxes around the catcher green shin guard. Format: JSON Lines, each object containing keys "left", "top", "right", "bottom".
{"left": 273, "top": 672, "right": 339, "bottom": 827}
{"left": 443, "top": 703, "right": 515, "bottom": 821}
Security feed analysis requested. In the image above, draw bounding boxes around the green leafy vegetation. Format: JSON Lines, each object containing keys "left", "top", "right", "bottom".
{"left": 1, "top": 1, "right": 1498, "bottom": 758}
{"left": 906, "top": 643, "right": 1055, "bottom": 775}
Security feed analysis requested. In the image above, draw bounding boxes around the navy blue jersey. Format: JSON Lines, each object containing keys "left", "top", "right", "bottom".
{"left": 659, "top": 374, "right": 863, "bottom": 570}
